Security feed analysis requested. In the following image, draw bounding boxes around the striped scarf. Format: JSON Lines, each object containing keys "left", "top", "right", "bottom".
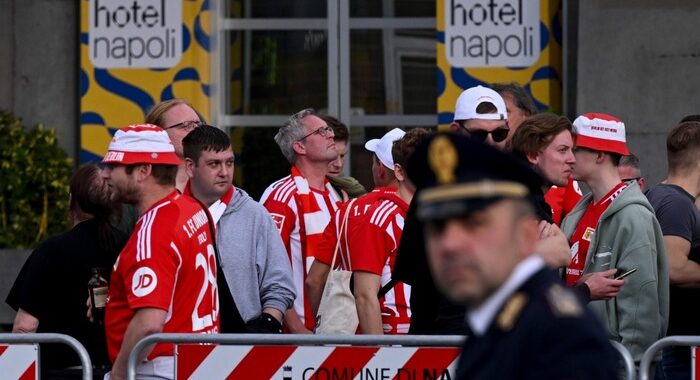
{"left": 291, "top": 166, "right": 342, "bottom": 265}
{"left": 182, "top": 182, "right": 235, "bottom": 225}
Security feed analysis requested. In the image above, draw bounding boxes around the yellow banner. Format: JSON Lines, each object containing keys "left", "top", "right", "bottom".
{"left": 437, "top": 0, "right": 562, "bottom": 127}
{"left": 79, "top": 0, "right": 211, "bottom": 162}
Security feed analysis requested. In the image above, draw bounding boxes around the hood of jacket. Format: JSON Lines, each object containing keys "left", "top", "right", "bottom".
{"left": 222, "top": 187, "right": 252, "bottom": 216}
{"left": 572, "top": 181, "right": 651, "bottom": 223}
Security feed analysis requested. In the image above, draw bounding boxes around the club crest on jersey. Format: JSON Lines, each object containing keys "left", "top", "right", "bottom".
{"left": 270, "top": 213, "right": 286, "bottom": 232}
{"left": 569, "top": 241, "right": 579, "bottom": 264}
{"left": 132, "top": 266, "right": 158, "bottom": 297}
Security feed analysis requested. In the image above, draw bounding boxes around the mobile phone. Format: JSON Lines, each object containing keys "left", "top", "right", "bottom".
{"left": 614, "top": 268, "right": 638, "bottom": 280}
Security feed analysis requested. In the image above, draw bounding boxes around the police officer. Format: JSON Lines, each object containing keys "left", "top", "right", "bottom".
{"left": 409, "top": 133, "right": 619, "bottom": 379}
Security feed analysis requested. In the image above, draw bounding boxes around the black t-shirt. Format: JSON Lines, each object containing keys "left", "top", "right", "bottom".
{"left": 6, "top": 219, "right": 127, "bottom": 371}
{"left": 646, "top": 183, "right": 700, "bottom": 335}
{"left": 393, "top": 198, "right": 467, "bottom": 335}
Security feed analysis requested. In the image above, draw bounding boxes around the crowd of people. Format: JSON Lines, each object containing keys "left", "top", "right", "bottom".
{"left": 5, "top": 83, "right": 700, "bottom": 380}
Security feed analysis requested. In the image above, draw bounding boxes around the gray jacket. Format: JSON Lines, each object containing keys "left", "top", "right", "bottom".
{"left": 216, "top": 187, "right": 296, "bottom": 322}
{"left": 561, "top": 183, "right": 669, "bottom": 362}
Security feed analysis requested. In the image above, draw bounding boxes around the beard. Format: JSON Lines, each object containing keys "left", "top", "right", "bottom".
{"left": 109, "top": 181, "right": 140, "bottom": 205}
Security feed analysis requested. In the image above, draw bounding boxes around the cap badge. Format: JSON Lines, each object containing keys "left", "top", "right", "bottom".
{"left": 428, "top": 135, "right": 458, "bottom": 184}
{"left": 151, "top": 153, "right": 158, "bottom": 159}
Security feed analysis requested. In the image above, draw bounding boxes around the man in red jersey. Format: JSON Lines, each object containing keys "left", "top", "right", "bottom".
{"left": 561, "top": 113, "right": 668, "bottom": 367}
{"left": 350, "top": 128, "right": 430, "bottom": 334}
{"left": 101, "top": 124, "right": 219, "bottom": 380}
{"left": 305, "top": 128, "right": 406, "bottom": 319}
{"left": 260, "top": 108, "right": 342, "bottom": 333}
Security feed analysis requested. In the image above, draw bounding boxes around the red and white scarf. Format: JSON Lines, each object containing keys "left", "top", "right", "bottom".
{"left": 182, "top": 182, "right": 234, "bottom": 225}
{"left": 291, "top": 166, "right": 342, "bottom": 262}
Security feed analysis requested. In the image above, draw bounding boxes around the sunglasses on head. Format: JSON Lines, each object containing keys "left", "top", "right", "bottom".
{"left": 460, "top": 124, "right": 510, "bottom": 143}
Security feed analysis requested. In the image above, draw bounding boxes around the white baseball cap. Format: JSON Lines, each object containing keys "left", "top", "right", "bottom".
{"left": 365, "top": 128, "right": 406, "bottom": 169}
{"left": 453, "top": 85, "right": 508, "bottom": 121}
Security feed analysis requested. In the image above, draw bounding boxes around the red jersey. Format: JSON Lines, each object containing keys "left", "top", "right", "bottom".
{"left": 545, "top": 178, "right": 583, "bottom": 225}
{"left": 565, "top": 183, "right": 627, "bottom": 286}
{"left": 105, "top": 191, "right": 219, "bottom": 362}
{"left": 348, "top": 193, "right": 411, "bottom": 334}
{"left": 315, "top": 187, "right": 398, "bottom": 268}
{"left": 260, "top": 173, "right": 342, "bottom": 330}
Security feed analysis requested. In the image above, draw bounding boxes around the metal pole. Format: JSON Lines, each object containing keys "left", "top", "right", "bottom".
{"left": 609, "top": 340, "right": 636, "bottom": 380}
{"left": 0, "top": 333, "right": 93, "bottom": 380}
{"left": 639, "top": 336, "right": 700, "bottom": 380}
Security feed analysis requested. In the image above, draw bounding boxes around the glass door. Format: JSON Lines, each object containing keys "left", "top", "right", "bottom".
{"left": 213, "top": 0, "right": 436, "bottom": 197}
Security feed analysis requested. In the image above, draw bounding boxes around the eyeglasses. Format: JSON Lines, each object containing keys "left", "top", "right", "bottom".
{"left": 298, "top": 125, "right": 334, "bottom": 141}
{"left": 621, "top": 177, "right": 642, "bottom": 182}
{"left": 165, "top": 120, "right": 204, "bottom": 131}
{"left": 460, "top": 123, "right": 510, "bottom": 143}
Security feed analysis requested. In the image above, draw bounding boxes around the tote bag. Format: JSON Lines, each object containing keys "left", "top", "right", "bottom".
{"left": 314, "top": 199, "right": 359, "bottom": 334}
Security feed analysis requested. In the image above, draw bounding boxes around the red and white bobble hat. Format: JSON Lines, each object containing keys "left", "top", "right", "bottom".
{"left": 102, "top": 124, "right": 181, "bottom": 165}
{"left": 572, "top": 113, "right": 630, "bottom": 156}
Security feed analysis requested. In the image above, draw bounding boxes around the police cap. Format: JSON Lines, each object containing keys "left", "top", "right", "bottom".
{"left": 408, "top": 132, "right": 543, "bottom": 221}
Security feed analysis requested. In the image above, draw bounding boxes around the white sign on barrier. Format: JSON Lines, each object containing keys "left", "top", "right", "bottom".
{"left": 0, "top": 344, "right": 39, "bottom": 380}
{"left": 176, "top": 345, "right": 460, "bottom": 379}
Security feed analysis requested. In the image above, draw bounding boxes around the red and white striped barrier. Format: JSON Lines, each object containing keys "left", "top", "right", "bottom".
{"left": 176, "top": 345, "right": 460, "bottom": 379}
{"left": 0, "top": 344, "right": 38, "bottom": 380}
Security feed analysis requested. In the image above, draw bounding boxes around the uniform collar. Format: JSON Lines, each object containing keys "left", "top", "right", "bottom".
{"left": 467, "top": 255, "right": 544, "bottom": 336}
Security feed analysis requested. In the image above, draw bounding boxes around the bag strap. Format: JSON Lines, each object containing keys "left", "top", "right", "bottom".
{"left": 330, "top": 198, "right": 357, "bottom": 270}
{"left": 377, "top": 278, "right": 397, "bottom": 298}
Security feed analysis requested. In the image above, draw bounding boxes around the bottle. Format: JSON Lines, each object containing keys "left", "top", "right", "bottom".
{"left": 88, "top": 268, "right": 109, "bottom": 324}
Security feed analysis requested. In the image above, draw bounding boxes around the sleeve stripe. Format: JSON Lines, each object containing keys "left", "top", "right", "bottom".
{"left": 369, "top": 201, "right": 389, "bottom": 225}
{"left": 260, "top": 176, "right": 290, "bottom": 204}
{"left": 164, "top": 241, "right": 183, "bottom": 324}
{"left": 275, "top": 179, "right": 296, "bottom": 203}
{"left": 378, "top": 205, "right": 398, "bottom": 227}
{"left": 369, "top": 201, "right": 390, "bottom": 225}
{"left": 371, "top": 201, "right": 397, "bottom": 227}
{"left": 136, "top": 201, "right": 171, "bottom": 262}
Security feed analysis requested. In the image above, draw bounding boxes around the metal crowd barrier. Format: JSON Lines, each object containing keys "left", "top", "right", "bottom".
{"left": 128, "top": 334, "right": 637, "bottom": 380}
{"left": 610, "top": 340, "right": 636, "bottom": 380}
{"left": 0, "top": 333, "right": 93, "bottom": 380}
{"left": 127, "top": 333, "right": 464, "bottom": 380}
{"left": 639, "top": 335, "right": 700, "bottom": 380}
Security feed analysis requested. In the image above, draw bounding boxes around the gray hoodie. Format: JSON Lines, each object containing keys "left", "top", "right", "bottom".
{"left": 216, "top": 187, "right": 296, "bottom": 322}
{"left": 561, "top": 182, "right": 668, "bottom": 362}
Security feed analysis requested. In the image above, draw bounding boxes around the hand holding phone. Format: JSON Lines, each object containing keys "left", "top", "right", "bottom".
{"left": 614, "top": 267, "right": 637, "bottom": 280}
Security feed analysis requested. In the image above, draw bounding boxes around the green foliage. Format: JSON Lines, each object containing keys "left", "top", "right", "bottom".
{"left": 0, "top": 110, "right": 73, "bottom": 248}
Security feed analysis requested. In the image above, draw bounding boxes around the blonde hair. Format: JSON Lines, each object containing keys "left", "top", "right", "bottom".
{"left": 145, "top": 99, "right": 196, "bottom": 128}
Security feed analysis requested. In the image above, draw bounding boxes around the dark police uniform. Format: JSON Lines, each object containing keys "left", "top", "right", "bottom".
{"left": 406, "top": 133, "right": 621, "bottom": 380}
{"left": 457, "top": 267, "right": 619, "bottom": 380}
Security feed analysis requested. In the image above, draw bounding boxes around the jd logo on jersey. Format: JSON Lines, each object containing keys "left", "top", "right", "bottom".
{"left": 132, "top": 266, "right": 158, "bottom": 297}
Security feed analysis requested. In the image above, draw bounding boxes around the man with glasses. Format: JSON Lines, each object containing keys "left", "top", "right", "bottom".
{"left": 260, "top": 108, "right": 343, "bottom": 333}
{"left": 449, "top": 85, "right": 510, "bottom": 149}
{"left": 145, "top": 99, "right": 205, "bottom": 190}
{"left": 618, "top": 153, "right": 645, "bottom": 191}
